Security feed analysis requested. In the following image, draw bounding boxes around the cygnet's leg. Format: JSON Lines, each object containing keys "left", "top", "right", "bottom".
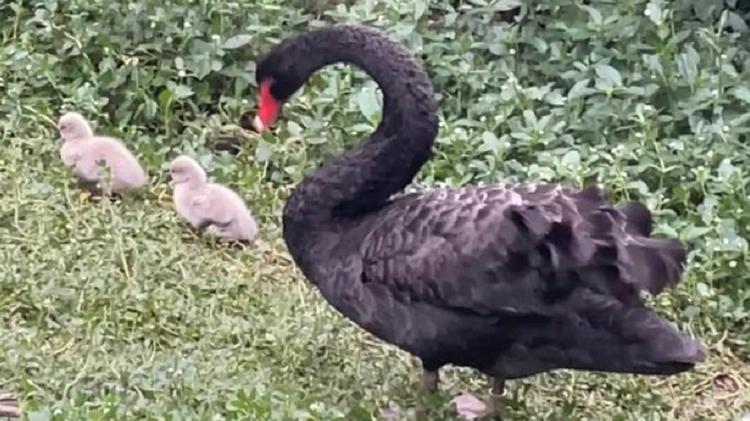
{"left": 226, "top": 239, "right": 252, "bottom": 250}
{"left": 73, "top": 180, "right": 98, "bottom": 204}
{"left": 105, "top": 192, "right": 122, "bottom": 202}
{"left": 75, "top": 179, "right": 121, "bottom": 202}
{"left": 205, "top": 221, "right": 251, "bottom": 250}
{"left": 191, "top": 220, "right": 224, "bottom": 238}
{"left": 194, "top": 220, "right": 212, "bottom": 235}
{"left": 76, "top": 179, "right": 102, "bottom": 195}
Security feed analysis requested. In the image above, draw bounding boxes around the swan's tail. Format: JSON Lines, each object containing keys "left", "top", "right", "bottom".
{"left": 566, "top": 305, "right": 706, "bottom": 376}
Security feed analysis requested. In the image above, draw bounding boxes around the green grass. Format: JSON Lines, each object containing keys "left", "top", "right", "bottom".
{"left": 1, "top": 0, "right": 749, "bottom": 419}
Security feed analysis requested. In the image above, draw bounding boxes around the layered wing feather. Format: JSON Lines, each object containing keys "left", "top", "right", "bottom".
{"left": 359, "top": 183, "right": 686, "bottom": 318}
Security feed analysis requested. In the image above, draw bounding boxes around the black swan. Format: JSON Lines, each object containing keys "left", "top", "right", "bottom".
{"left": 248, "top": 24, "right": 706, "bottom": 416}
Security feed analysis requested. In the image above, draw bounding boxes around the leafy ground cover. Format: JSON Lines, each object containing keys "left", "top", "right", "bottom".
{"left": 1, "top": 0, "right": 749, "bottom": 419}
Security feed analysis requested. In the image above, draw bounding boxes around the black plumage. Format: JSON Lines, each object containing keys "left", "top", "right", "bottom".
{"left": 251, "top": 24, "right": 705, "bottom": 405}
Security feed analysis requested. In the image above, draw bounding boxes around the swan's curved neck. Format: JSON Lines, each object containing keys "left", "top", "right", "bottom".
{"left": 282, "top": 26, "right": 439, "bottom": 235}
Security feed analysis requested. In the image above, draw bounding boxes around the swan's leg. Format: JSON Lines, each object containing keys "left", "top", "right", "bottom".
{"left": 380, "top": 368, "right": 440, "bottom": 421}
{"left": 452, "top": 377, "right": 506, "bottom": 420}
{"left": 485, "top": 377, "right": 506, "bottom": 418}
{"left": 420, "top": 369, "right": 439, "bottom": 393}
{"left": 415, "top": 368, "right": 439, "bottom": 421}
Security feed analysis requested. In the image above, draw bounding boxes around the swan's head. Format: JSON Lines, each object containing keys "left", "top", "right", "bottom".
{"left": 252, "top": 39, "right": 312, "bottom": 133}
{"left": 58, "top": 111, "right": 94, "bottom": 141}
{"left": 169, "top": 155, "right": 207, "bottom": 186}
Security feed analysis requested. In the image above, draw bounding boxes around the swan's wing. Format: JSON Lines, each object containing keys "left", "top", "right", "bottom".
{"left": 60, "top": 141, "right": 92, "bottom": 179}
{"left": 92, "top": 137, "right": 148, "bottom": 188}
{"left": 358, "top": 183, "right": 686, "bottom": 317}
{"left": 60, "top": 143, "right": 83, "bottom": 167}
{"left": 71, "top": 154, "right": 107, "bottom": 183}
{"left": 211, "top": 186, "right": 258, "bottom": 240}
{"left": 191, "top": 186, "right": 234, "bottom": 228}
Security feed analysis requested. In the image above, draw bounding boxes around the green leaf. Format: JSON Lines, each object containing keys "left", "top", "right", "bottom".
{"left": 158, "top": 88, "right": 174, "bottom": 110}
{"left": 595, "top": 64, "right": 623, "bottom": 87}
{"left": 696, "top": 282, "right": 710, "bottom": 297}
{"left": 544, "top": 90, "right": 566, "bottom": 106}
{"left": 480, "top": 131, "right": 499, "bottom": 153}
{"left": 645, "top": 0, "right": 665, "bottom": 26}
{"left": 568, "top": 78, "right": 591, "bottom": 99}
{"left": 27, "top": 410, "right": 50, "bottom": 421}
{"left": 692, "top": 1, "right": 717, "bottom": 22}
{"left": 286, "top": 121, "right": 303, "bottom": 138}
{"left": 627, "top": 180, "right": 650, "bottom": 195}
{"left": 677, "top": 45, "right": 700, "bottom": 86}
{"left": 582, "top": 5, "right": 603, "bottom": 25}
{"left": 305, "top": 136, "right": 329, "bottom": 145}
{"left": 170, "top": 83, "right": 194, "bottom": 100}
{"left": 188, "top": 54, "right": 212, "bottom": 80}
{"left": 355, "top": 85, "right": 381, "bottom": 121}
{"left": 495, "top": 0, "right": 522, "bottom": 12}
{"left": 683, "top": 226, "right": 713, "bottom": 241}
{"left": 725, "top": 12, "right": 749, "bottom": 33}
{"left": 684, "top": 306, "right": 701, "bottom": 318}
{"left": 717, "top": 158, "right": 737, "bottom": 181}
{"left": 642, "top": 54, "right": 664, "bottom": 77}
{"left": 561, "top": 150, "right": 580, "bottom": 169}
{"left": 414, "top": 0, "right": 427, "bottom": 20}
{"left": 255, "top": 139, "right": 273, "bottom": 163}
{"left": 522, "top": 109, "right": 538, "bottom": 128}
{"left": 222, "top": 34, "right": 253, "bottom": 49}
{"left": 730, "top": 86, "right": 750, "bottom": 104}
{"left": 715, "top": 219, "right": 748, "bottom": 252}
{"left": 697, "top": 196, "right": 717, "bottom": 225}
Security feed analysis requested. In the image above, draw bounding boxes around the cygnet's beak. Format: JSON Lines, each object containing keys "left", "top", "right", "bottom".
{"left": 166, "top": 173, "right": 175, "bottom": 186}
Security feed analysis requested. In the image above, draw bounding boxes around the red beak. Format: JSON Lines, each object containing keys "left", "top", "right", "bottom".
{"left": 254, "top": 80, "right": 279, "bottom": 132}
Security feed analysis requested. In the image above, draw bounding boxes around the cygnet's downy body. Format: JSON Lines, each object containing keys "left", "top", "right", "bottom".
{"left": 57, "top": 112, "right": 147, "bottom": 195}
{"left": 170, "top": 155, "right": 258, "bottom": 243}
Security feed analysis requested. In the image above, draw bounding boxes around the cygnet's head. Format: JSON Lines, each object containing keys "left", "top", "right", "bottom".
{"left": 57, "top": 112, "right": 94, "bottom": 141}
{"left": 169, "top": 155, "right": 207, "bottom": 186}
